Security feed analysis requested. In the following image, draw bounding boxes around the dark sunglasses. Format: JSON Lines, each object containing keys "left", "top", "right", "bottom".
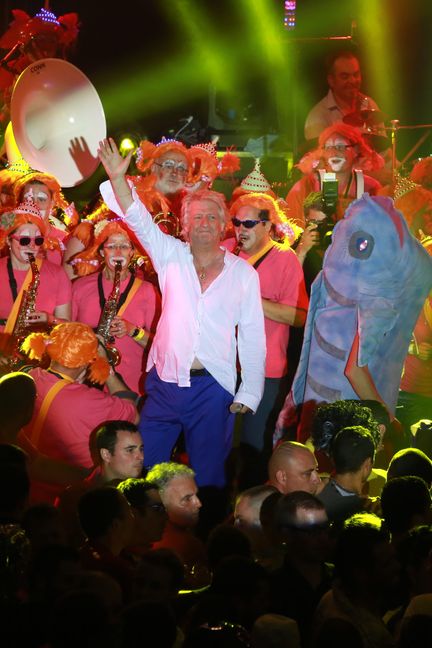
{"left": 11, "top": 235, "right": 45, "bottom": 246}
{"left": 231, "top": 218, "right": 266, "bottom": 228}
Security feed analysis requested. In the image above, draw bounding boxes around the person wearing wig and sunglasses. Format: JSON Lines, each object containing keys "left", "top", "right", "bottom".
{"left": 223, "top": 193, "right": 308, "bottom": 484}
{"left": 70, "top": 217, "right": 160, "bottom": 396}
{"left": 0, "top": 199, "right": 71, "bottom": 350}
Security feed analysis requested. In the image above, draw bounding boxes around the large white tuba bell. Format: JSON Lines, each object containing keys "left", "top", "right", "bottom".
{"left": 8, "top": 58, "right": 106, "bottom": 187}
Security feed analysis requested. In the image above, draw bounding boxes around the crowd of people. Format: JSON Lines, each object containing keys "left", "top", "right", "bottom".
{"left": 0, "top": 7, "right": 432, "bottom": 646}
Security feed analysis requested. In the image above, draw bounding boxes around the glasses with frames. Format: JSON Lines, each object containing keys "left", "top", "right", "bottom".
{"left": 11, "top": 235, "right": 45, "bottom": 246}
{"left": 155, "top": 160, "right": 188, "bottom": 175}
{"left": 322, "top": 144, "right": 355, "bottom": 152}
{"left": 231, "top": 218, "right": 266, "bottom": 229}
{"left": 103, "top": 243, "right": 133, "bottom": 251}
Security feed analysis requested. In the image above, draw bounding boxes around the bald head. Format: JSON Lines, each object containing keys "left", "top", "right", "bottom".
{"left": 268, "top": 442, "right": 321, "bottom": 495}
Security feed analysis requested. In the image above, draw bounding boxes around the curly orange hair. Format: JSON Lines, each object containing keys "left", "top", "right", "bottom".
{"left": 13, "top": 172, "right": 69, "bottom": 211}
{"left": 0, "top": 207, "right": 47, "bottom": 250}
{"left": 135, "top": 139, "right": 189, "bottom": 174}
{"left": 229, "top": 192, "right": 301, "bottom": 244}
{"left": 298, "top": 122, "right": 385, "bottom": 175}
{"left": 21, "top": 322, "right": 110, "bottom": 384}
{"left": 70, "top": 219, "right": 134, "bottom": 277}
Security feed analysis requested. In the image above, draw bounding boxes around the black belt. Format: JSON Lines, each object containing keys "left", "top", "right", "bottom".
{"left": 190, "top": 368, "right": 210, "bottom": 377}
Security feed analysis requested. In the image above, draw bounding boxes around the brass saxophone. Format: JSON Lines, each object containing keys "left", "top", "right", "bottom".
{"left": 97, "top": 261, "right": 122, "bottom": 366}
{"left": 5, "top": 253, "right": 41, "bottom": 371}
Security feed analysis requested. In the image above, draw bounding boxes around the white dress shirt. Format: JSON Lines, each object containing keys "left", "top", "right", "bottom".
{"left": 100, "top": 181, "right": 266, "bottom": 412}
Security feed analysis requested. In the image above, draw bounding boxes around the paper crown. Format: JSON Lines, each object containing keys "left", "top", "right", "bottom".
{"left": 4, "top": 158, "right": 33, "bottom": 175}
{"left": 394, "top": 173, "right": 421, "bottom": 201}
{"left": 240, "top": 158, "right": 272, "bottom": 193}
{"left": 14, "top": 197, "right": 42, "bottom": 219}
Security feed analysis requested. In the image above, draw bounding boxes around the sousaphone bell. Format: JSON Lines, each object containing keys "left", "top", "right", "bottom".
{"left": 7, "top": 57, "right": 106, "bottom": 186}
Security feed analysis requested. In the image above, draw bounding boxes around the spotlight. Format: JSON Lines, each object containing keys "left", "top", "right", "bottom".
{"left": 119, "top": 136, "right": 138, "bottom": 156}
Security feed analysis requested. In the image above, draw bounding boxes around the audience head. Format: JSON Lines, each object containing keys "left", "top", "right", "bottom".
{"left": 0, "top": 371, "right": 36, "bottom": 434}
{"left": 274, "top": 491, "right": 331, "bottom": 562}
{"left": 22, "top": 503, "right": 66, "bottom": 552}
{"left": 146, "top": 462, "right": 201, "bottom": 528}
{"left": 268, "top": 441, "right": 321, "bottom": 495}
{"left": 412, "top": 420, "right": 432, "bottom": 459}
{"left": 380, "top": 476, "right": 432, "bottom": 537}
{"left": 234, "top": 484, "right": 278, "bottom": 531}
{"left": 334, "top": 512, "right": 398, "bottom": 596}
{"left": 78, "top": 486, "right": 134, "bottom": 550}
{"left": 117, "top": 478, "right": 167, "bottom": 545}
{"left": 387, "top": 448, "right": 432, "bottom": 488}
{"left": 312, "top": 399, "right": 381, "bottom": 456}
{"left": 331, "top": 425, "right": 376, "bottom": 478}
{"left": 206, "top": 524, "right": 252, "bottom": 572}
{"left": 92, "top": 420, "right": 144, "bottom": 480}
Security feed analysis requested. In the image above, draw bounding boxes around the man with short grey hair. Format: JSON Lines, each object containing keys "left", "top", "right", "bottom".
{"left": 146, "top": 462, "right": 209, "bottom": 587}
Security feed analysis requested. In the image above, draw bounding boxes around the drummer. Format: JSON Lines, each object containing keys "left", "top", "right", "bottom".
{"left": 304, "top": 49, "right": 385, "bottom": 144}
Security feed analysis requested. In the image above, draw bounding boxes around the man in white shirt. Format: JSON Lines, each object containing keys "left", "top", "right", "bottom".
{"left": 304, "top": 50, "right": 382, "bottom": 142}
{"left": 98, "top": 138, "right": 266, "bottom": 490}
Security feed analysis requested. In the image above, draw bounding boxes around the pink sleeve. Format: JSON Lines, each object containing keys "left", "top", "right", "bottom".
{"left": 55, "top": 266, "right": 72, "bottom": 306}
{"left": 80, "top": 387, "right": 137, "bottom": 424}
{"left": 279, "top": 251, "right": 309, "bottom": 310}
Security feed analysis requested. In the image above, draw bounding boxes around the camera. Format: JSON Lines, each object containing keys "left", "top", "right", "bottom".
{"left": 321, "top": 172, "right": 338, "bottom": 219}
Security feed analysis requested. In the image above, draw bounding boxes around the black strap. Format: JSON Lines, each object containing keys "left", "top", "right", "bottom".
{"left": 47, "top": 369, "right": 66, "bottom": 381}
{"left": 97, "top": 270, "right": 135, "bottom": 314}
{"left": 253, "top": 246, "right": 274, "bottom": 270}
{"left": 7, "top": 257, "right": 18, "bottom": 302}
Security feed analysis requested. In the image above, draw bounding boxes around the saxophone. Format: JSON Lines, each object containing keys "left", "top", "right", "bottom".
{"left": 97, "top": 261, "right": 122, "bottom": 366}
{"left": 6, "top": 253, "right": 41, "bottom": 371}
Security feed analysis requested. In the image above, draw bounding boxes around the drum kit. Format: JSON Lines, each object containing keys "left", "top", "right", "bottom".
{"left": 342, "top": 104, "right": 432, "bottom": 181}
{"left": 4, "top": 57, "right": 107, "bottom": 187}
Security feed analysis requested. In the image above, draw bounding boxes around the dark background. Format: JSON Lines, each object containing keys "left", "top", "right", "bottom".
{"left": 1, "top": 1, "right": 431, "bottom": 203}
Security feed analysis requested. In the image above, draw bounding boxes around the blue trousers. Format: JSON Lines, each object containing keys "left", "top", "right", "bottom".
{"left": 241, "top": 376, "right": 287, "bottom": 453}
{"left": 139, "top": 367, "right": 235, "bottom": 488}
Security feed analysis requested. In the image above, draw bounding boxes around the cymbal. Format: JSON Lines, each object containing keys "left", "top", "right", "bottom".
{"left": 343, "top": 108, "right": 387, "bottom": 127}
{"left": 360, "top": 132, "right": 389, "bottom": 152}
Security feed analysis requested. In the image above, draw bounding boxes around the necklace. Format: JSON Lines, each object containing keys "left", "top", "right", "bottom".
{"left": 194, "top": 252, "right": 223, "bottom": 282}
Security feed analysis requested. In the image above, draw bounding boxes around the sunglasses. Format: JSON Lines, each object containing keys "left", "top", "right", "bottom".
{"left": 231, "top": 218, "right": 266, "bottom": 228}
{"left": 11, "top": 235, "right": 45, "bottom": 246}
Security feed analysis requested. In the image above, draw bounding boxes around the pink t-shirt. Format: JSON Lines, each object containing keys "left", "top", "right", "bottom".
{"left": 45, "top": 224, "right": 67, "bottom": 265}
{"left": 72, "top": 272, "right": 160, "bottom": 394}
{"left": 223, "top": 239, "right": 309, "bottom": 378}
{"left": 25, "top": 367, "right": 137, "bottom": 468}
{"left": 0, "top": 256, "right": 72, "bottom": 327}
